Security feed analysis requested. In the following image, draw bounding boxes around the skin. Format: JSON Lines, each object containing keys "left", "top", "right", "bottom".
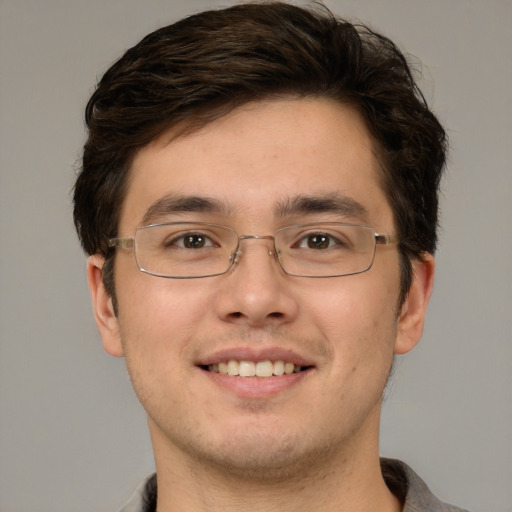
{"left": 88, "top": 97, "right": 434, "bottom": 512}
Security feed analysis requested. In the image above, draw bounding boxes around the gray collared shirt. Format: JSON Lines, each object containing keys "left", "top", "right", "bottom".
{"left": 119, "top": 458, "right": 470, "bottom": 512}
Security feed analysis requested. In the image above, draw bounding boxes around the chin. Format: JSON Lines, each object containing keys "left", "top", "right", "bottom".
{"left": 179, "top": 424, "right": 338, "bottom": 482}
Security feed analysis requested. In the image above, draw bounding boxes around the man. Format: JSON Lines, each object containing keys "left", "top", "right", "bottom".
{"left": 73, "top": 2, "right": 468, "bottom": 511}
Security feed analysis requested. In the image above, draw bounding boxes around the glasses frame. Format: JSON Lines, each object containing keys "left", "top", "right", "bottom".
{"left": 108, "top": 221, "right": 398, "bottom": 279}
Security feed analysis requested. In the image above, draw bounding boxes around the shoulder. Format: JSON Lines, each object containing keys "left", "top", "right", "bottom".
{"left": 381, "top": 458, "right": 470, "bottom": 512}
{"left": 118, "top": 473, "right": 157, "bottom": 512}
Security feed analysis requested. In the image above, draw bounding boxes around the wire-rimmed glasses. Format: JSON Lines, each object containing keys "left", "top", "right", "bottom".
{"left": 108, "top": 221, "right": 397, "bottom": 278}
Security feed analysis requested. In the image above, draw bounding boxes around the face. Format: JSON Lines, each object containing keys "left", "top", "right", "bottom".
{"left": 89, "top": 98, "right": 433, "bottom": 479}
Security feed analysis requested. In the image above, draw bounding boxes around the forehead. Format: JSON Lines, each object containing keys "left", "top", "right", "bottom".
{"left": 121, "top": 98, "right": 392, "bottom": 231}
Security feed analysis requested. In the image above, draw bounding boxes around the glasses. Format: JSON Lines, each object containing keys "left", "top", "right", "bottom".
{"left": 108, "top": 221, "right": 397, "bottom": 279}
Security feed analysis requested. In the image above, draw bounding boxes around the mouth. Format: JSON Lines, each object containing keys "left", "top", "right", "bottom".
{"left": 197, "top": 349, "right": 314, "bottom": 398}
{"left": 203, "top": 360, "right": 312, "bottom": 378}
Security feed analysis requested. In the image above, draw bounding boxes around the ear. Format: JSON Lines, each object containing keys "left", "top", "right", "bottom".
{"left": 394, "top": 254, "right": 435, "bottom": 355}
{"left": 86, "top": 255, "right": 124, "bottom": 357}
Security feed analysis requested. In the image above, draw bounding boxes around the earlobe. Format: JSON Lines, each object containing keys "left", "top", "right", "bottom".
{"left": 86, "top": 255, "right": 124, "bottom": 357}
{"left": 394, "top": 254, "right": 435, "bottom": 355}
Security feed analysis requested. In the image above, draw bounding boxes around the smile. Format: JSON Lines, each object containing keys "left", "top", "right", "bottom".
{"left": 207, "top": 360, "right": 306, "bottom": 378}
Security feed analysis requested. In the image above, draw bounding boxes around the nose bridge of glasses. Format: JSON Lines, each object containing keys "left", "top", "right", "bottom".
{"left": 231, "top": 234, "right": 277, "bottom": 264}
{"left": 238, "top": 234, "right": 275, "bottom": 242}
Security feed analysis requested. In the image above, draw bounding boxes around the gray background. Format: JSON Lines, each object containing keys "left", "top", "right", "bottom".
{"left": 1, "top": 1, "right": 510, "bottom": 511}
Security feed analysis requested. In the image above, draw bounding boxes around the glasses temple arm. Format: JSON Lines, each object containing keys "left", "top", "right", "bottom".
{"left": 375, "top": 233, "right": 398, "bottom": 245}
{"left": 108, "top": 237, "right": 135, "bottom": 249}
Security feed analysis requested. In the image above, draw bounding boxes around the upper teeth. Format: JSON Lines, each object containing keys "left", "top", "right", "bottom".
{"left": 209, "top": 360, "right": 301, "bottom": 377}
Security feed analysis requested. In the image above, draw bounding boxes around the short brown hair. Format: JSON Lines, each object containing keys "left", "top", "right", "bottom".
{"left": 73, "top": 1, "right": 447, "bottom": 301}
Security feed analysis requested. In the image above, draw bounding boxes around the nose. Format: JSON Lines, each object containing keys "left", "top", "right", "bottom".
{"left": 214, "top": 236, "right": 299, "bottom": 328}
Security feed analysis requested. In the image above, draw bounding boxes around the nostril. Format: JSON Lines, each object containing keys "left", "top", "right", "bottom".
{"left": 269, "top": 312, "right": 284, "bottom": 318}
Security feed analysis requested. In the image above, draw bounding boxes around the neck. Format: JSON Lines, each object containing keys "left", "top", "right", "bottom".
{"left": 149, "top": 418, "right": 402, "bottom": 512}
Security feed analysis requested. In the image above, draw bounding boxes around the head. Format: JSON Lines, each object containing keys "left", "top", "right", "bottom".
{"left": 75, "top": 2, "right": 447, "bottom": 486}
{"left": 73, "top": 1, "right": 447, "bottom": 308}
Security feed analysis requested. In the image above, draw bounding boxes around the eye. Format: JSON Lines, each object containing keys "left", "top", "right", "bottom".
{"left": 166, "top": 232, "right": 216, "bottom": 249}
{"left": 297, "top": 233, "right": 343, "bottom": 250}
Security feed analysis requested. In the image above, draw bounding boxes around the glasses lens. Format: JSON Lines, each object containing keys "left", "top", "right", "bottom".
{"left": 134, "top": 223, "right": 238, "bottom": 278}
{"left": 275, "top": 223, "right": 376, "bottom": 277}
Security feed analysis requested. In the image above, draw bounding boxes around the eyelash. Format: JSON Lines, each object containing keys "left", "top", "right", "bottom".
{"left": 164, "top": 232, "right": 217, "bottom": 249}
{"left": 293, "top": 232, "right": 350, "bottom": 250}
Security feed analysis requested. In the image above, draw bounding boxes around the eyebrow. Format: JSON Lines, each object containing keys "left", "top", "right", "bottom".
{"left": 141, "top": 192, "right": 369, "bottom": 226}
{"left": 141, "top": 194, "right": 232, "bottom": 225}
{"left": 274, "top": 193, "right": 369, "bottom": 222}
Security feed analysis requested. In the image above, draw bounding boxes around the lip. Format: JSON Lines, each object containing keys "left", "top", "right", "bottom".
{"left": 195, "top": 346, "right": 314, "bottom": 367}
{"left": 201, "top": 366, "right": 312, "bottom": 398}
{"left": 196, "top": 346, "right": 315, "bottom": 399}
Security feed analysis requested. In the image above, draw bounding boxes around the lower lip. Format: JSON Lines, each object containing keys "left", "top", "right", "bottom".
{"left": 200, "top": 368, "right": 310, "bottom": 398}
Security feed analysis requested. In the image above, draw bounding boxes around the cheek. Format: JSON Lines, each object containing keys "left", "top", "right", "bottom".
{"left": 116, "top": 252, "right": 207, "bottom": 321}
{"left": 115, "top": 276, "right": 206, "bottom": 409}
{"left": 114, "top": 266, "right": 210, "bottom": 366}
{"left": 297, "top": 279, "right": 399, "bottom": 431}
{"left": 305, "top": 274, "right": 400, "bottom": 362}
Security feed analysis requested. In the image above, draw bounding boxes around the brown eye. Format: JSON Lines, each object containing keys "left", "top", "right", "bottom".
{"left": 164, "top": 232, "right": 216, "bottom": 249}
{"left": 307, "top": 234, "right": 331, "bottom": 249}
{"left": 183, "top": 234, "right": 207, "bottom": 248}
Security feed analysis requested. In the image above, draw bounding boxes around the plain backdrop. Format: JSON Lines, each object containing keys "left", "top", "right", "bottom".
{"left": 1, "top": 1, "right": 511, "bottom": 511}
